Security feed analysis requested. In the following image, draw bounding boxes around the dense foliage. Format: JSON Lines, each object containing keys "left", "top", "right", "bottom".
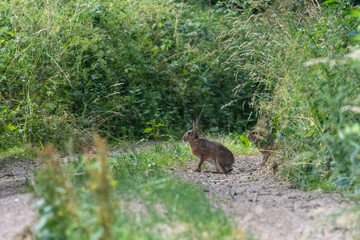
{"left": 3, "top": 0, "right": 360, "bottom": 238}
{"left": 2, "top": 0, "right": 360, "bottom": 193}
{"left": 0, "top": 0, "right": 252, "bottom": 151}
{"left": 220, "top": 0, "right": 360, "bottom": 192}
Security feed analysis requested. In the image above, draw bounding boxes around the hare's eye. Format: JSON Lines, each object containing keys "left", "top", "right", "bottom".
{"left": 188, "top": 132, "right": 190, "bottom": 135}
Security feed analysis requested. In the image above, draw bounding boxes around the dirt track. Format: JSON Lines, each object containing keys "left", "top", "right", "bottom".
{"left": 0, "top": 161, "right": 36, "bottom": 240}
{"left": 0, "top": 155, "right": 356, "bottom": 240}
{"left": 174, "top": 155, "right": 355, "bottom": 240}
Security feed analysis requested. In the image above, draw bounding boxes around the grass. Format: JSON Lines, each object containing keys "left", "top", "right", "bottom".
{"left": 2, "top": 0, "right": 360, "bottom": 198}
{"left": 2, "top": 0, "right": 360, "bottom": 236}
{"left": 0, "top": 146, "right": 33, "bottom": 163}
{"left": 32, "top": 135, "right": 251, "bottom": 240}
{"left": 0, "top": 0, "right": 250, "bottom": 151}
{"left": 219, "top": 0, "right": 360, "bottom": 195}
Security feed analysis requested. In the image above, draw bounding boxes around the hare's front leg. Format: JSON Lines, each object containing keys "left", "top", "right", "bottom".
{"left": 195, "top": 157, "right": 205, "bottom": 172}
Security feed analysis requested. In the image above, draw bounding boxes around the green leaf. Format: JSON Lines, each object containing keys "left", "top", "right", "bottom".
{"left": 7, "top": 30, "right": 15, "bottom": 35}
{"left": 144, "top": 127, "right": 153, "bottom": 133}
{"left": 7, "top": 124, "right": 15, "bottom": 131}
{"left": 240, "top": 134, "right": 250, "bottom": 147}
{"left": 332, "top": 177, "right": 350, "bottom": 188}
{"left": 323, "top": 0, "right": 338, "bottom": 6}
{"left": 158, "top": 22, "right": 162, "bottom": 28}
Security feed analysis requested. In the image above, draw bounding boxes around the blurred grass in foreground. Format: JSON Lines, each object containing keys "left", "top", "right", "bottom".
{"left": 33, "top": 135, "right": 252, "bottom": 240}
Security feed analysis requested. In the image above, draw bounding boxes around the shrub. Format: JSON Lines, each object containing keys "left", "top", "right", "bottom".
{"left": 0, "top": 0, "right": 253, "bottom": 150}
{"left": 220, "top": 0, "right": 360, "bottom": 191}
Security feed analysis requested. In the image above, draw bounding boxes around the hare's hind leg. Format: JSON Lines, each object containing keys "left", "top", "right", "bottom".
{"left": 225, "top": 166, "right": 233, "bottom": 173}
{"left": 214, "top": 159, "right": 228, "bottom": 174}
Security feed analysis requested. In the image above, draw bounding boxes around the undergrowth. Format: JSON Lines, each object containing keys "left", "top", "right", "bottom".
{"left": 2, "top": 0, "right": 360, "bottom": 226}
{"left": 219, "top": 0, "right": 360, "bottom": 194}
{"left": 4, "top": 0, "right": 360, "bottom": 237}
{"left": 0, "top": 0, "right": 253, "bottom": 152}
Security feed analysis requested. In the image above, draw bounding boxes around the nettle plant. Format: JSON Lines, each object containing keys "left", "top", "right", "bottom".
{"left": 143, "top": 120, "right": 168, "bottom": 140}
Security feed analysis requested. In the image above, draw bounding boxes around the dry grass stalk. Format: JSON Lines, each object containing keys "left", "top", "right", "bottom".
{"left": 89, "top": 134, "right": 115, "bottom": 240}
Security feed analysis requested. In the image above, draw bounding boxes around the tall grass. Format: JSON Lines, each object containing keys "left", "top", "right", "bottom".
{"left": 220, "top": 0, "right": 360, "bottom": 192}
{"left": 0, "top": 0, "right": 252, "bottom": 152}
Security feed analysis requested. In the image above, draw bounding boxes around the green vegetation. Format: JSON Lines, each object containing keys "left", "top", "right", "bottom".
{"left": 2, "top": 0, "right": 360, "bottom": 237}
{"left": 33, "top": 136, "right": 247, "bottom": 240}
{"left": 218, "top": 0, "right": 360, "bottom": 193}
{"left": 0, "top": 0, "right": 252, "bottom": 153}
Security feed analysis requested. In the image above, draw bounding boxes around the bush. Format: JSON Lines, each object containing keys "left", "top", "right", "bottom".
{"left": 220, "top": 0, "right": 360, "bottom": 191}
{"left": 0, "top": 0, "right": 253, "bottom": 150}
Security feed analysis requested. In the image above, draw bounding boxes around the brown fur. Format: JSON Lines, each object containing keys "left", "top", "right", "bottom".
{"left": 248, "top": 132, "right": 276, "bottom": 166}
{"left": 182, "top": 119, "right": 234, "bottom": 174}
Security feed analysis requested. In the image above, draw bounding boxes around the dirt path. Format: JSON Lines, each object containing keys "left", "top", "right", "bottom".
{"left": 0, "top": 154, "right": 356, "bottom": 240}
{"left": 174, "top": 155, "right": 355, "bottom": 240}
{"left": 0, "top": 161, "right": 37, "bottom": 240}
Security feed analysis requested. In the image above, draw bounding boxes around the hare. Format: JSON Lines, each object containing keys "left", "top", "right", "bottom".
{"left": 248, "top": 131, "right": 276, "bottom": 166}
{"left": 182, "top": 119, "right": 234, "bottom": 174}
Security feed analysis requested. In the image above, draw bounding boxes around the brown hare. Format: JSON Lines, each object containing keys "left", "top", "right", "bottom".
{"left": 248, "top": 131, "right": 276, "bottom": 166}
{"left": 182, "top": 119, "right": 234, "bottom": 174}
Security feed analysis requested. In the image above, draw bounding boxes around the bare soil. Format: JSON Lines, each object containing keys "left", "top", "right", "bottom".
{"left": 0, "top": 161, "right": 37, "bottom": 240}
{"left": 174, "top": 155, "right": 355, "bottom": 240}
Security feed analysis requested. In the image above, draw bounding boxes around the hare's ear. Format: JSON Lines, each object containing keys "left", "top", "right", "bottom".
{"left": 193, "top": 118, "right": 199, "bottom": 129}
